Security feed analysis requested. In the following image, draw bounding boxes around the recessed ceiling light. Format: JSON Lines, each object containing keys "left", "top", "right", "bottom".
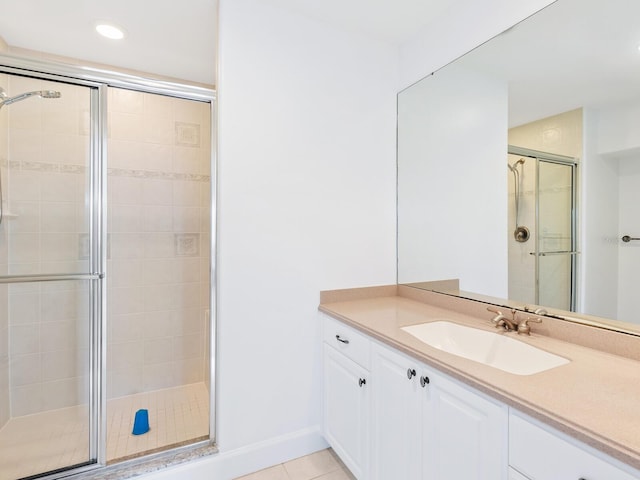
{"left": 95, "top": 23, "right": 125, "bottom": 40}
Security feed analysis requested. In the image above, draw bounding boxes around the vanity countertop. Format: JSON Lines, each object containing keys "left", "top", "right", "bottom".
{"left": 319, "top": 286, "right": 640, "bottom": 472}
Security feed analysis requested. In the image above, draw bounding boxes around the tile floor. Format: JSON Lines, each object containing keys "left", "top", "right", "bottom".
{"left": 0, "top": 382, "right": 209, "bottom": 480}
{"left": 235, "top": 449, "right": 356, "bottom": 480}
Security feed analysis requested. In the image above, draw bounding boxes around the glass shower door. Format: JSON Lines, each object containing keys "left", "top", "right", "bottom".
{"left": 536, "top": 160, "right": 576, "bottom": 310}
{"left": 0, "top": 73, "right": 102, "bottom": 479}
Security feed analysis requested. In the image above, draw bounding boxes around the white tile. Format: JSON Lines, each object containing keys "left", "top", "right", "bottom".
{"left": 41, "top": 173, "right": 80, "bottom": 202}
{"left": 42, "top": 349, "right": 78, "bottom": 381}
{"left": 8, "top": 127, "right": 43, "bottom": 163}
{"left": 141, "top": 144, "right": 173, "bottom": 172}
{"left": 109, "top": 341, "right": 144, "bottom": 372}
{"left": 40, "top": 320, "right": 78, "bottom": 353}
{"left": 110, "top": 176, "right": 144, "bottom": 205}
{"left": 142, "top": 233, "right": 175, "bottom": 258}
{"left": 8, "top": 201, "right": 40, "bottom": 233}
{"left": 9, "top": 293, "right": 40, "bottom": 324}
{"left": 173, "top": 180, "right": 201, "bottom": 207}
{"left": 144, "top": 338, "right": 173, "bottom": 365}
{"left": 143, "top": 117, "right": 173, "bottom": 146}
{"left": 110, "top": 233, "right": 145, "bottom": 259}
{"left": 10, "top": 324, "right": 40, "bottom": 355}
{"left": 172, "top": 334, "right": 203, "bottom": 361}
{"left": 172, "top": 206, "right": 200, "bottom": 233}
{"left": 41, "top": 201, "right": 77, "bottom": 233}
{"left": 10, "top": 353, "right": 41, "bottom": 387}
{"left": 111, "top": 88, "right": 144, "bottom": 115}
{"left": 143, "top": 179, "right": 173, "bottom": 206}
{"left": 110, "top": 313, "right": 146, "bottom": 343}
{"left": 112, "top": 204, "right": 144, "bottom": 233}
{"left": 8, "top": 233, "right": 40, "bottom": 264}
{"left": 10, "top": 383, "right": 44, "bottom": 416}
{"left": 110, "top": 112, "right": 144, "bottom": 142}
{"left": 143, "top": 205, "right": 173, "bottom": 232}
{"left": 235, "top": 464, "right": 290, "bottom": 480}
{"left": 283, "top": 450, "right": 340, "bottom": 480}
{"left": 142, "top": 363, "right": 175, "bottom": 391}
{"left": 40, "top": 233, "right": 77, "bottom": 261}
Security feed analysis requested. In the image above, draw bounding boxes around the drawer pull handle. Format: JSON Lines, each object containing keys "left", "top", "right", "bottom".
{"left": 335, "top": 335, "right": 349, "bottom": 344}
{"left": 407, "top": 368, "right": 416, "bottom": 379}
{"left": 420, "top": 376, "right": 430, "bottom": 387}
{"left": 358, "top": 378, "right": 366, "bottom": 387}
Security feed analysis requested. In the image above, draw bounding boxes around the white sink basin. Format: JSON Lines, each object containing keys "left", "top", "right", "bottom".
{"left": 401, "top": 321, "right": 569, "bottom": 375}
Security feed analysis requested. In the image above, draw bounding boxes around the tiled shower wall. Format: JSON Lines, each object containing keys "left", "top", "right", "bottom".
{"left": 107, "top": 88, "right": 211, "bottom": 399}
{"left": 6, "top": 76, "right": 91, "bottom": 416}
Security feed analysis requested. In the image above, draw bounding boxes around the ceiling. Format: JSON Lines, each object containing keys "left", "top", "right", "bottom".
{"left": 0, "top": 0, "right": 218, "bottom": 85}
{"left": 0, "top": 0, "right": 461, "bottom": 86}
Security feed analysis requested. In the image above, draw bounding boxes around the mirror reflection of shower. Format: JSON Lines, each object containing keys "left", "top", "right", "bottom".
{"left": 0, "top": 86, "right": 62, "bottom": 224}
{"left": 508, "top": 157, "right": 530, "bottom": 242}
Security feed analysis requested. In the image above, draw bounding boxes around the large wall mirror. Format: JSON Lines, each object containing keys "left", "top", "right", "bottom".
{"left": 397, "top": 0, "right": 640, "bottom": 335}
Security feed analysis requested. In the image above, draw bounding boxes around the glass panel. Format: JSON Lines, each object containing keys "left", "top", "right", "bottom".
{"left": 0, "top": 73, "right": 96, "bottom": 479}
{"left": 106, "top": 88, "right": 211, "bottom": 463}
{"left": 3, "top": 76, "right": 92, "bottom": 277}
{"left": 0, "top": 279, "right": 93, "bottom": 480}
{"left": 538, "top": 161, "right": 574, "bottom": 310}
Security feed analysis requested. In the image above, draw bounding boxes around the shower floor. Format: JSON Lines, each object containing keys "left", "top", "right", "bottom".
{"left": 0, "top": 382, "right": 210, "bottom": 480}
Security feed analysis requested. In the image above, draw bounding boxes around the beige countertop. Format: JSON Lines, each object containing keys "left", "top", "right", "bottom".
{"left": 319, "top": 286, "right": 640, "bottom": 472}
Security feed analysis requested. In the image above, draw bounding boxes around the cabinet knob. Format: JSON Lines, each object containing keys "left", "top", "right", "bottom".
{"left": 358, "top": 378, "right": 366, "bottom": 387}
{"left": 420, "top": 375, "right": 430, "bottom": 387}
{"left": 335, "top": 334, "right": 349, "bottom": 344}
{"left": 407, "top": 368, "right": 416, "bottom": 379}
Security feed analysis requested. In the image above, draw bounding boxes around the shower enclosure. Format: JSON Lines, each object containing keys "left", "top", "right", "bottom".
{"left": 0, "top": 55, "right": 215, "bottom": 480}
{"left": 507, "top": 146, "right": 577, "bottom": 311}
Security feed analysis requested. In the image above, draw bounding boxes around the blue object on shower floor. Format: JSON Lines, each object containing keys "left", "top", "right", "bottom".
{"left": 132, "top": 409, "right": 150, "bottom": 435}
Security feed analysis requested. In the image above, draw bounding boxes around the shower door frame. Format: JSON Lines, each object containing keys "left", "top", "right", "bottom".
{"left": 508, "top": 145, "right": 578, "bottom": 311}
{"left": 0, "top": 53, "right": 218, "bottom": 477}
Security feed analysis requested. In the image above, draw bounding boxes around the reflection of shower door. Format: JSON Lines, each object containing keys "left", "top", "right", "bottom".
{"left": 508, "top": 146, "right": 577, "bottom": 311}
{"left": 536, "top": 160, "right": 576, "bottom": 311}
{"left": 0, "top": 72, "right": 103, "bottom": 479}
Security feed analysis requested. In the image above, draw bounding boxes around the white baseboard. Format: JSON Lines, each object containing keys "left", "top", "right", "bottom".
{"left": 139, "top": 427, "right": 329, "bottom": 480}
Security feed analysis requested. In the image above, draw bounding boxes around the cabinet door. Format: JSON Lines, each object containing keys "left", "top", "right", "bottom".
{"left": 510, "top": 412, "right": 639, "bottom": 480}
{"left": 371, "top": 344, "right": 423, "bottom": 480}
{"left": 423, "top": 372, "right": 508, "bottom": 480}
{"left": 323, "top": 344, "right": 369, "bottom": 479}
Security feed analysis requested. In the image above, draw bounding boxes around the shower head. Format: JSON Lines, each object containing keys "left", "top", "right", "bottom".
{"left": 0, "top": 88, "right": 62, "bottom": 109}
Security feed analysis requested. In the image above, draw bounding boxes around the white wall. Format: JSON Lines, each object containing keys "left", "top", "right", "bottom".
{"left": 397, "top": 64, "right": 508, "bottom": 296}
{"left": 139, "top": 1, "right": 561, "bottom": 478}
{"left": 215, "top": 0, "right": 397, "bottom": 461}
{"left": 398, "top": 0, "right": 555, "bottom": 90}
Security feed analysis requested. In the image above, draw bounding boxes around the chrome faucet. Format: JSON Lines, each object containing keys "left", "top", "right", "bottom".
{"left": 486, "top": 307, "right": 517, "bottom": 331}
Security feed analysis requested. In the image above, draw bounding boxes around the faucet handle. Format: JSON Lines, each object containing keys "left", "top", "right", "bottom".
{"left": 517, "top": 316, "right": 542, "bottom": 335}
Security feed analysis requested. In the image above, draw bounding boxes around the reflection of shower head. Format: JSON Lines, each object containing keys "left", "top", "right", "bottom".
{"left": 508, "top": 158, "right": 526, "bottom": 172}
{"left": 0, "top": 87, "right": 62, "bottom": 109}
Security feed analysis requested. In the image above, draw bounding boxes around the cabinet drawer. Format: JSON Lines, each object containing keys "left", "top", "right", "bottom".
{"left": 509, "top": 412, "right": 638, "bottom": 480}
{"left": 322, "top": 314, "right": 371, "bottom": 369}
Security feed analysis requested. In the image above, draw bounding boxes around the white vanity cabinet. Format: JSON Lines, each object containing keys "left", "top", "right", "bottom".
{"left": 322, "top": 315, "right": 371, "bottom": 479}
{"left": 371, "top": 343, "right": 424, "bottom": 480}
{"left": 422, "top": 367, "right": 508, "bottom": 480}
{"left": 509, "top": 411, "right": 639, "bottom": 480}
{"left": 370, "top": 342, "right": 508, "bottom": 480}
